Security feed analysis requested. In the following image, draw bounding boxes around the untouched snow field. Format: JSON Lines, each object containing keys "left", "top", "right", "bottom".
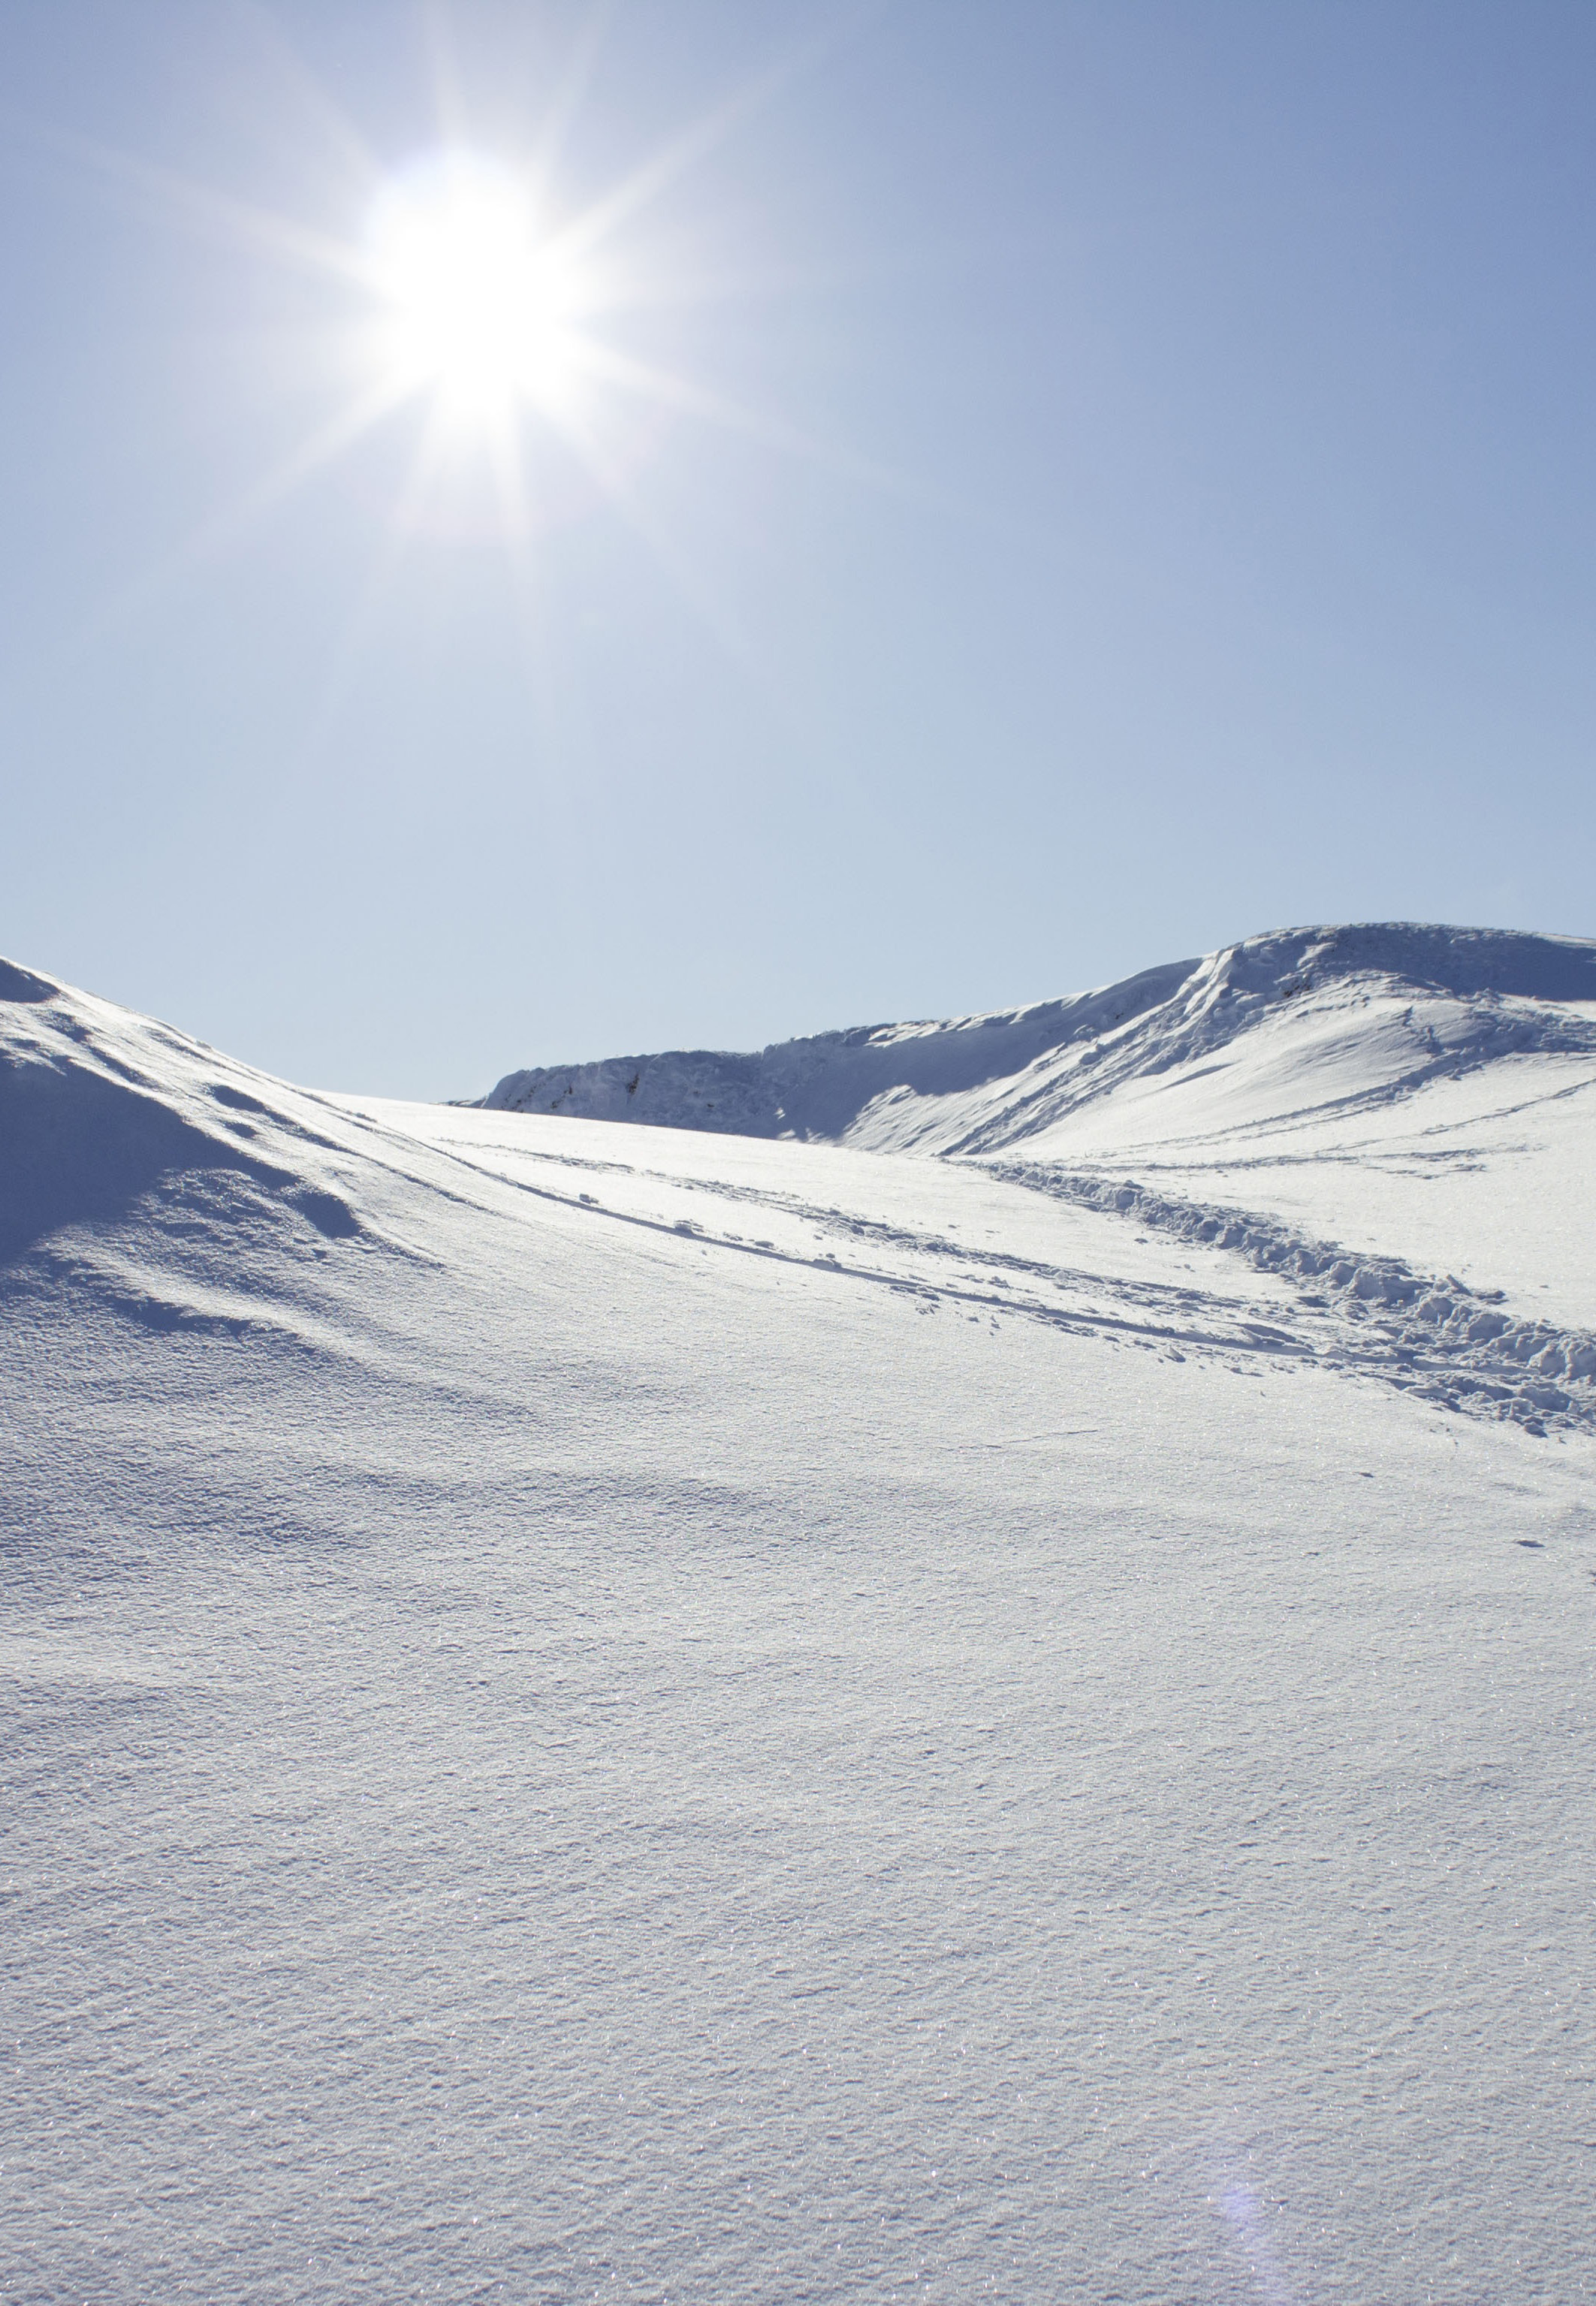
{"left": 4, "top": 926, "right": 1596, "bottom": 2304}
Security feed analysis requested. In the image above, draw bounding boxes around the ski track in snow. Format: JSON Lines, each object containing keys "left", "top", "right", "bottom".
{"left": 982, "top": 1161, "right": 1596, "bottom": 1436}
{"left": 423, "top": 1127, "right": 1596, "bottom": 1439}
{"left": 462, "top": 920, "right": 1596, "bottom": 1438}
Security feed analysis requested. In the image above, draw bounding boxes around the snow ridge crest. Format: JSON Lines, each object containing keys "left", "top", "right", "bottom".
{"left": 478, "top": 922, "right": 1596, "bottom": 1151}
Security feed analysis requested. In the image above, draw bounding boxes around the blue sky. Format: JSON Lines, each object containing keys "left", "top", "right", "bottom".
{"left": 2, "top": 2, "right": 1594, "bottom": 1096}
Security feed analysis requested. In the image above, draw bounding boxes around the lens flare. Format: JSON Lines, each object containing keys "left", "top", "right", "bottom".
{"left": 364, "top": 152, "right": 586, "bottom": 421}
{"left": 84, "top": 32, "right": 875, "bottom": 595}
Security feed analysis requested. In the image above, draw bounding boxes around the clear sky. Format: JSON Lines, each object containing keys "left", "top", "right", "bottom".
{"left": 2, "top": 2, "right": 1594, "bottom": 1097}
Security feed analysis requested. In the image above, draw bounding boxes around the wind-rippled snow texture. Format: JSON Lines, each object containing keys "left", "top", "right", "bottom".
{"left": 5, "top": 945, "right": 1596, "bottom": 2306}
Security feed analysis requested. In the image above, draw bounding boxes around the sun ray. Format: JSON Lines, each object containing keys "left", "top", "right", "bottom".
{"left": 549, "top": 57, "right": 807, "bottom": 270}
{"left": 167, "top": 371, "right": 413, "bottom": 551}
{"left": 546, "top": 4, "right": 889, "bottom": 268}
{"left": 285, "top": 397, "right": 469, "bottom": 777}
{"left": 566, "top": 337, "right": 919, "bottom": 500}
{"left": 483, "top": 420, "right": 567, "bottom": 742}
{"left": 21, "top": 0, "right": 926, "bottom": 672}
{"left": 419, "top": 0, "right": 473, "bottom": 152}
{"left": 482, "top": 403, "right": 536, "bottom": 546}
{"left": 52, "top": 372, "right": 420, "bottom": 675}
{"left": 523, "top": 1, "right": 616, "bottom": 212}
{"left": 227, "top": 0, "right": 385, "bottom": 188}
{"left": 546, "top": 403, "right": 762, "bottom": 671}
{"left": 24, "top": 118, "right": 375, "bottom": 287}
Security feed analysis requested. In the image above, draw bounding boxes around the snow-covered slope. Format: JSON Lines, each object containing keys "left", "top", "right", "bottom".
{"left": 5, "top": 937, "right": 1596, "bottom": 2305}
{"left": 484, "top": 920, "right": 1596, "bottom": 1347}
{"left": 481, "top": 922, "right": 1596, "bottom": 1153}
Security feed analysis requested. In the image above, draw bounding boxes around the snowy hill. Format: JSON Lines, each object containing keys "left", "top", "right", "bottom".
{"left": 481, "top": 920, "right": 1596, "bottom": 1390}
{"left": 5, "top": 928, "right": 1596, "bottom": 2304}
{"left": 480, "top": 921, "right": 1596, "bottom": 1154}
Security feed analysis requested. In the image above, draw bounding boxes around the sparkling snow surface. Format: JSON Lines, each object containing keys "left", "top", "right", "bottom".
{"left": 4, "top": 934, "right": 1596, "bottom": 2305}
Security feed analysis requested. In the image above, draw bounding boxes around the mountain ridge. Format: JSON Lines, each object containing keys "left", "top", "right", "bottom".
{"left": 478, "top": 920, "right": 1596, "bottom": 1154}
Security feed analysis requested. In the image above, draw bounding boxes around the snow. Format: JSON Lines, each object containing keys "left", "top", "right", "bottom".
{"left": 478, "top": 922, "right": 1596, "bottom": 1155}
{"left": 4, "top": 927, "right": 1596, "bottom": 2303}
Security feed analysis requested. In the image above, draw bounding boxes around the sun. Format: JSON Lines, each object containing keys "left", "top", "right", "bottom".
{"left": 364, "top": 152, "right": 588, "bottom": 424}
{"left": 91, "top": 36, "right": 868, "bottom": 578}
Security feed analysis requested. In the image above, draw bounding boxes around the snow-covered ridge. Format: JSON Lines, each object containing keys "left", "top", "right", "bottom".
{"left": 478, "top": 922, "right": 1596, "bottom": 1154}
{"left": 0, "top": 952, "right": 398, "bottom": 1312}
{"left": 6, "top": 925, "right": 1589, "bottom": 1436}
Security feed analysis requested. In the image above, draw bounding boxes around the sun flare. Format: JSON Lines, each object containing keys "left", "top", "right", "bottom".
{"left": 105, "top": 39, "right": 850, "bottom": 575}
{"left": 364, "top": 152, "right": 587, "bottom": 423}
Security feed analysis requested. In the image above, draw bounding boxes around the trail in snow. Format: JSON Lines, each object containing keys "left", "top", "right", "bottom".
{"left": 390, "top": 1109, "right": 1596, "bottom": 1437}
{"left": 468, "top": 919, "right": 1596, "bottom": 1432}
{"left": 984, "top": 1161, "right": 1596, "bottom": 1435}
